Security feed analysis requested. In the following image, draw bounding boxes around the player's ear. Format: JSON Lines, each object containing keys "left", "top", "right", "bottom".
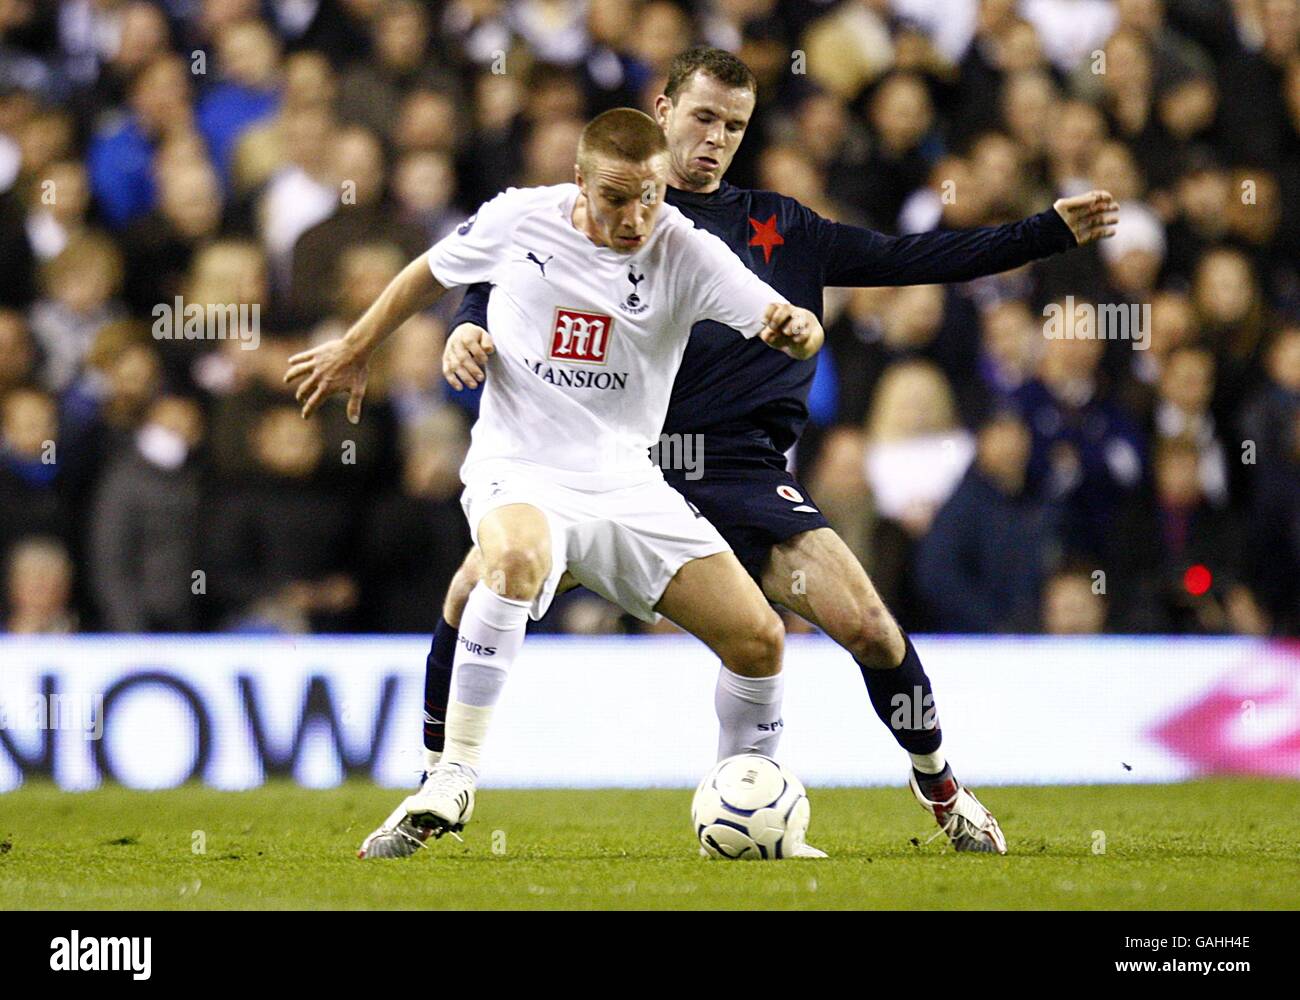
{"left": 652, "top": 94, "right": 671, "bottom": 129}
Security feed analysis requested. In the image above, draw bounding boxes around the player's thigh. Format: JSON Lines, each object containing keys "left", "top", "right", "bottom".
{"left": 444, "top": 546, "right": 578, "bottom": 625}
{"left": 761, "top": 526, "right": 903, "bottom": 666}
{"left": 655, "top": 550, "right": 784, "bottom": 676}
{"left": 475, "top": 503, "right": 553, "bottom": 600}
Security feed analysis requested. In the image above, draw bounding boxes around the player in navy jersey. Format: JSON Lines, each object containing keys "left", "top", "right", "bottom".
{"left": 419, "top": 48, "right": 1117, "bottom": 856}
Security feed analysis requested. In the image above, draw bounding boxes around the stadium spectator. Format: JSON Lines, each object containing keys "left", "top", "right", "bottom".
{"left": 359, "top": 408, "right": 471, "bottom": 633}
{"left": 915, "top": 411, "right": 1054, "bottom": 632}
{"left": 121, "top": 154, "right": 225, "bottom": 316}
{"left": 863, "top": 359, "right": 974, "bottom": 624}
{"left": 60, "top": 319, "right": 164, "bottom": 496}
{"left": 1040, "top": 564, "right": 1108, "bottom": 635}
{"left": 393, "top": 86, "right": 459, "bottom": 155}
{"left": 337, "top": 0, "right": 442, "bottom": 137}
{"left": 290, "top": 125, "right": 426, "bottom": 322}
{"left": 1125, "top": 289, "right": 1201, "bottom": 423}
{"left": 380, "top": 314, "right": 451, "bottom": 428}
{"left": 1047, "top": 100, "right": 1109, "bottom": 195}
{"left": 1162, "top": 154, "right": 1232, "bottom": 282}
{"left": 1192, "top": 246, "right": 1273, "bottom": 418}
{"left": 169, "top": 238, "right": 269, "bottom": 392}
{"left": 861, "top": 72, "right": 942, "bottom": 231}
{"left": 1098, "top": 200, "right": 1165, "bottom": 303}
{"left": 2, "top": 536, "right": 76, "bottom": 634}
{"left": 0, "top": 310, "right": 37, "bottom": 395}
{"left": 1010, "top": 319, "right": 1144, "bottom": 558}
{"left": 196, "top": 18, "right": 282, "bottom": 183}
{"left": 207, "top": 404, "right": 357, "bottom": 633}
{"left": 581, "top": 0, "right": 654, "bottom": 114}
{"left": 392, "top": 149, "right": 462, "bottom": 245}
{"left": 89, "top": 394, "right": 204, "bottom": 632}
{"left": 1108, "top": 437, "right": 1263, "bottom": 634}
{"left": 1152, "top": 344, "right": 1229, "bottom": 507}
{"left": 976, "top": 298, "right": 1040, "bottom": 406}
{"left": 85, "top": 52, "right": 195, "bottom": 229}
{"left": 256, "top": 102, "right": 338, "bottom": 293}
{"left": 0, "top": 388, "right": 67, "bottom": 560}
{"left": 29, "top": 231, "right": 125, "bottom": 393}
{"left": 1240, "top": 326, "right": 1300, "bottom": 631}
{"left": 24, "top": 157, "right": 91, "bottom": 261}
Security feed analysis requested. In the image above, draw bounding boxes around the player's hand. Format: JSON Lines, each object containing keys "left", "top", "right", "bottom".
{"left": 444, "top": 322, "right": 495, "bottom": 390}
{"left": 283, "top": 337, "right": 370, "bottom": 423}
{"left": 759, "top": 304, "right": 823, "bottom": 360}
{"left": 1053, "top": 190, "right": 1120, "bottom": 246}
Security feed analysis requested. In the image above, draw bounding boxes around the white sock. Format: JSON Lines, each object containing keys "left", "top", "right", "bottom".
{"left": 910, "top": 750, "right": 947, "bottom": 774}
{"left": 714, "top": 665, "right": 785, "bottom": 759}
{"left": 441, "top": 583, "right": 531, "bottom": 775}
{"left": 422, "top": 749, "right": 442, "bottom": 772}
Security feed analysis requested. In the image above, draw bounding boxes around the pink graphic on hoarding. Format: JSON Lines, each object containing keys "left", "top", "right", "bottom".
{"left": 1152, "top": 643, "right": 1300, "bottom": 778}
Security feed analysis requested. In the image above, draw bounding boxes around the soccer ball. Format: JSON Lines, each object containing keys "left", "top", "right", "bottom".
{"left": 691, "top": 753, "right": 811, "bottom": 860}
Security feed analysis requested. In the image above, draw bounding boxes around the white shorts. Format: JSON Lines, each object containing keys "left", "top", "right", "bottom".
{"left": 460, "top": 465, "right": 730, "bottom": 622}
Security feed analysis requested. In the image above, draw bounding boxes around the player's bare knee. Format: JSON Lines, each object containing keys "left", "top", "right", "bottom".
{"left": 834, "top": 603, "right": 903, "bottom": 668}
{"left": 483, "top": 546, "right": 549, "bottom": 601}
{"left": 723, "top": 608, "right": 784, "bottom": 677}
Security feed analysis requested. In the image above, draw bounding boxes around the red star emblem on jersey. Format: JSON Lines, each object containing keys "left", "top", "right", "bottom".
{"left": 748, "top": 214, "right": 784, "bottom": 265}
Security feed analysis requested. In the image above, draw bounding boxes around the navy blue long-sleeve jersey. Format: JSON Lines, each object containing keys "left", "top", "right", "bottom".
{"left": 450, "top": 181, "right": 1077, "bottom": 452}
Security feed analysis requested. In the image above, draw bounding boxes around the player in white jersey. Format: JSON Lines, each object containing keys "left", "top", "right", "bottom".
{"left": 283, "top": 108, "right": 827, "bottom": 858}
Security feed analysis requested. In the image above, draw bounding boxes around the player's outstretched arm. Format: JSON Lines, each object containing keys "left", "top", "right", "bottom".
{"left": 443, "top": 322, "right": 495, "bottom": 390}
{"left": 819, "top": 189, "right": 1119, "bottom": 288}
{"left": 757, "top": 303, "right": 823, "bottom": 361}
{"left": 285, "top": 250, "right": 448, "bottom": 422}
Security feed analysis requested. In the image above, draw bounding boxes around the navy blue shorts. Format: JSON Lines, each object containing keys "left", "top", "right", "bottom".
{"left": 659, "top": 429, "right": 830, "bottom": 582}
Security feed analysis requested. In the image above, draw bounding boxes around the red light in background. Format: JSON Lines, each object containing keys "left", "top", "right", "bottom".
{"left": 1184, "top": 564, "right": 1212, "bottom": 596}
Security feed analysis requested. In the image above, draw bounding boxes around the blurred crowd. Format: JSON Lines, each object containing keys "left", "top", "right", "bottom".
{"left": 0, "top": 0, "right": 1297, "bottom": 638}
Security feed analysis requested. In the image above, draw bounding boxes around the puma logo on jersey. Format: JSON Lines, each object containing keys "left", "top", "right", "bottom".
{"left": 550, "top": 307, "right": 613, "bottom": 364}
{"left": 521, "top": 251, "right": 553, "bottom": 276}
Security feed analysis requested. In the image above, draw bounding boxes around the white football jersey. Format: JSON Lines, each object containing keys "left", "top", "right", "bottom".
{"left": 427, "top": 183, "right": 788, "bottom": 490}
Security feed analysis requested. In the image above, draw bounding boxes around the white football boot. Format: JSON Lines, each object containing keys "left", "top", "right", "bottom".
{"left": 357, "top": 799, "right": 434, "bottom": 860}
{"left": 357, "top": 764, "right": 476, "bottom": 860}
{"left": 908, "top": 770, "right": 1007, "bottom": 854}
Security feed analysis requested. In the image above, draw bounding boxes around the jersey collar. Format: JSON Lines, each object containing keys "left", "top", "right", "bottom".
{"left": 666, "top": 180, "right": 740, "bottom": 210}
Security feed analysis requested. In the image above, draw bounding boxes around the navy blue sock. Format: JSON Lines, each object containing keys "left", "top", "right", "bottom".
{"left": 423, "top": 617, "right": 458, "bottom": 755}
{"left": 911, "top": 762, "right": 958, "bottom": 803}
{"left": 856, "top": 632, "right": 943, "bottom": 757}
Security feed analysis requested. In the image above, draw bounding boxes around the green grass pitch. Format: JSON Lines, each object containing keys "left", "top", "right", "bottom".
{"left": 0, "top": 779, "right": 1296, "bottom": 910}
